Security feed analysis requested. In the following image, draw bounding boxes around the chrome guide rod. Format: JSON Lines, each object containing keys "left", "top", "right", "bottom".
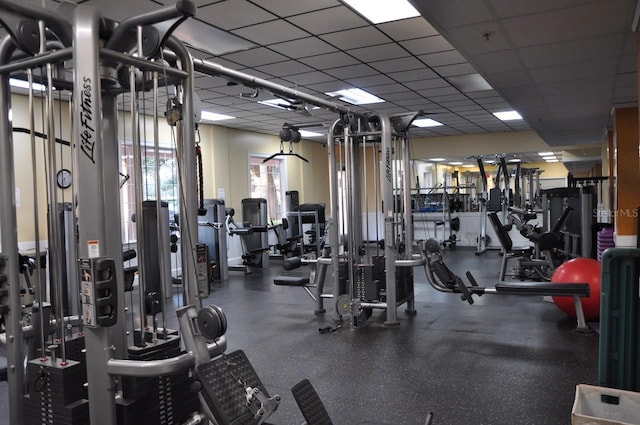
{"left": 131, "top": 59, "right": 148, "bottom": 342}
{"left": 28, "top": 68, "right": 47, "bottom": 360}
{"left": 152, "top": 69, "right": 168, "bottom": 339}
{"left": 327, "top": 120, "right": 342, "bottom": 322}
{"left": 166, "top": 37, "right": 200, "bottom": 309}
{"left": 45, "top": 61, "right": 67, "bottom": 364}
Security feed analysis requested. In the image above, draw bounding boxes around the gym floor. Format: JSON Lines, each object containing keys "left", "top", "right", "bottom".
{"left": 0, "top": 247, "right": 599, "bottom": 425}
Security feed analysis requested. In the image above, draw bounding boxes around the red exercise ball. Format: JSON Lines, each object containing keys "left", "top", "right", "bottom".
{"left": 551, "top": 258, "right": 601, "bottom": 321}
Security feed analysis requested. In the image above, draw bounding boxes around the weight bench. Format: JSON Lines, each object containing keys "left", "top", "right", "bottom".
{"left": 273, "top": 256, "right": 331, "bottom": 313}
{"left": 422, "top": 239, "right": 593, "bottom": 334}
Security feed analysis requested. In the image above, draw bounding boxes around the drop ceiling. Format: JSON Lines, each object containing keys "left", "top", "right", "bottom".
{"left": 9, "top": 0, "right": 638, "bottom": 162}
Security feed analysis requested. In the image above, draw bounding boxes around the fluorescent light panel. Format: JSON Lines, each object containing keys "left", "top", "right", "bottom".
{"left": 299, "top": 130, "right": 323, "bottom": 138}
{"left": 538, "top": 152, "right": 554, "bottom": 156}
{"left": 546, "top": 159, "right": 559, "bottom": 163}
{"left": 325, "top": 88, "right": 385, "bottom": 105}
{"left": 201, "top": 111, "right": 235, "bottom": 121}
{"left": 508, "top": 158, "right": 522, "bottom": 163}
{"left": 542, "top": 156, "right": 556, "bottom": 160}
{"left": 413, "top": 118, "right": 443, "bottom": 128}
{"left": 429, "top": 158, "right": 445, "bottom": 162}
{"left": 258, "top": 98, "right": 292, "bottom": 110}
{"left": 493, "top": 110, "right": 522, "bottom": 121}
{"left": 342, "top": 0, "right": 420, "bottom": 24}
{"left": 449, "top": 161, "right": 463, "bottom": 166}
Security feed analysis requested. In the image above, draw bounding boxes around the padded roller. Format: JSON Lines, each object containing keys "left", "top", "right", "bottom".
{"left": 495, "top": 282, "right": 590, "bottom": 297}
{"left": 283, "top": 257, "right": 302, "bottom": 271}
{"left": 274, "top": 276, "right": 309, "bottom": 286}
{"left": 291, "top": 379, "right": 333, "bottom": 425}
{"left": 197, "top": 305, "right": 227, "bottom": 340}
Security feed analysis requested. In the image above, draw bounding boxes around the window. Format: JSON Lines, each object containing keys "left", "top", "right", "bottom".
{"left": 120, "top": 143, "right": 178, "bottom": 242}
{"left": 248, "top": 156, "right": 285, "bottom": 222}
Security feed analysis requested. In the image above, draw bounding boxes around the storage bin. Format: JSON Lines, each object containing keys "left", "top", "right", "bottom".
{"left": 572, "top": 384, "right": 640, "bottom": 425}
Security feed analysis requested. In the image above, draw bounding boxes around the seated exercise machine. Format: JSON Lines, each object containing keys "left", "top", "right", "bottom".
{"left": 273, "top": 254, "right": 334, "bottom": 314}
{"left": 489, "top": 205, "right": 572, "bottom": 281}
{"left": 226, "top": 207, "right": 269, "bottom": 274}
{"left": 421, "top": 239, "right": 592, "bottom": 333}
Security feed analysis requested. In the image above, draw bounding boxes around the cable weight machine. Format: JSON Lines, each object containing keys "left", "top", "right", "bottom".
{"left": 327, "top": 113, "right": 426, "bottom": 328}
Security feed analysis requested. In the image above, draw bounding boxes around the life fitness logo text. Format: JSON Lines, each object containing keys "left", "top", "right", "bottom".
{"left": 79, "top": 76, "right": 95, "bottom": 164}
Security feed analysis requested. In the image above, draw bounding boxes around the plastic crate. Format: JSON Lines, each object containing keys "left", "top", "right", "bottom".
{"left": 572, "top": 384, "right": 640, "bottom": 425}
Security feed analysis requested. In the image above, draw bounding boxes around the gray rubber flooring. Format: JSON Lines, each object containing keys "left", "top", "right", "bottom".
{"left": 0, "top": 247, "right": 600, "bottom": 424}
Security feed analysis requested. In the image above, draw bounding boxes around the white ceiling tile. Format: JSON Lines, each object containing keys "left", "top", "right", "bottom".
{"left": 468, "top": 50, "right": 522, "bottom": 73}
{"left": 370, "top": 57, "right": 424, "bottom": 73}
{"left": 298, "top": 52, "right": 361, "bottom": 69}
{"left": 518, "top": 34, "right": 624, "bottom": 68}
{"left": 529, "top": 59, "right": 618, "bottom": 84}
{"left": 419, "top": 50, "right": 466, "bottom": 67}
{"left": 501, "top": 0, "right": 632, "bottom": 48}
{"left": 282, "top": 71, "right": 336, "bottom": 86}
{"left": 196, "top": 1, "right": 277, "bottom": 30}
{"left": 325, "top": 64, "right": 378, "bottom": 79}
{"left": 222, "top": 47, "right": 288, "bottom": 67}
{"left": 268, "top": 37, "right": 337, "bottom": 58}
{"left": 418, "top": 86, "right": 460, "bottom": 98}
{"left": 347, "top": 43, "right": 409, "bottom": 63}
{"left": 388, "top": 68, "right": 438, "bottom": 83}
{"left": 247, "top": 0, "right": 340, "bottom": 17}
{"left": 403, "top": 78, "right": 451, "bottom": 91}
{"left": 320, "top": 27, "right": 392, "bottom": 50}
{"left": 345, "top": 74, "right": 396, "bottom": 88}
{"left": 413, "top": 0, "right": 493, "bottom": 29}
{"left": 232, "top": 20, "right": 310, "bottom": 44}
{"left": 365, "top": 84, "right": 410, "bottom": 95}
{"left": 401, "top": 36, "right": 454, "bottom": 55}
{"left": 305, "top": 81, "right": 352, "bottom": 93}
{"left": 376, "top": 17, "right": 439, "bottom": 40}
{"left": 433, "top": 63, "right": 477, "bottom": 77}
{"left": 287, "top": 6, "right": 368, "bottom": 35}
{"left": 255, "top": 60, "right": 314, "bottom": 77}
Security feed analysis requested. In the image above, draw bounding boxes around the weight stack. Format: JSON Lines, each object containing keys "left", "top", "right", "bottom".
{"left": 118, "top": 333, "right": 199, "bottom": 425}
{"left": 598, "top": 248, "right": 640, "bottom": 392}
{"left": 371, "top": 256, "right": 414, "bottom": 305}
{"left": 24, "top": 358, "right": 89, "bottom": 425}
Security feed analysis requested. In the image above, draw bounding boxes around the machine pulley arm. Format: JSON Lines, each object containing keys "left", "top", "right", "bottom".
{"left": 0, "top": 0, "right": 72, "bottom": 52}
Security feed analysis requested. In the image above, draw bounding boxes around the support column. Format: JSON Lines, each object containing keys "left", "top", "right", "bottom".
{"left": 612, "top": 107, "right": 639, "bottom": 247}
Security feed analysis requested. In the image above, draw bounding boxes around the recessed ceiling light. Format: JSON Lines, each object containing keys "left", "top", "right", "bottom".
{"left": 538, "top": 152, "right": 554, "bottom": 156}
{"left": 508, "top": 158, "right": 522, "bottom": 163}
{"left": 342, "top": 0, "right": 421, "bottom": 24}
{"left": 200, "top": 111, "right": 235, "bottom": 121}
{"left": 462, "top": 164, "right": 475, "bottom": 168}
{"left": 325, "top": 88, "right": 385, "bottom": 105}
{"left": 299, "top": 130, "right": 324, "bottom": 138}
{"left": 429, "top": 158, "right": 446, "bottom": 162}
{"left": 542, "top": 156, "right": 556, "bottom": 161}
{"left": 449, "top": 161, "right": 463, "bottom": 166}
{"left": 413, "top": 118, "right": 443, "bottom": 128}
{"left": 258, "top": 98, "right": 292, "bottom": 110}
{"left": 493, "top": 110, "right": 522, "bottom": 121}
{"left": 546, "top": 159, "right": 559, "bottom": 163}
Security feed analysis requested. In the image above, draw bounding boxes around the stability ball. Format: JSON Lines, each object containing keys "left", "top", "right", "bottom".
{"left": 551, "top": 258, "right": 601, "bottom": 321}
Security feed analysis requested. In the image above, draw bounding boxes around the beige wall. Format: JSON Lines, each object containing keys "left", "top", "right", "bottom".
{"left": 8, "top": 91, "right": 604, "bottom": 244}
{"left": 410, "top": 130, "right": 551, "bottom": 159}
